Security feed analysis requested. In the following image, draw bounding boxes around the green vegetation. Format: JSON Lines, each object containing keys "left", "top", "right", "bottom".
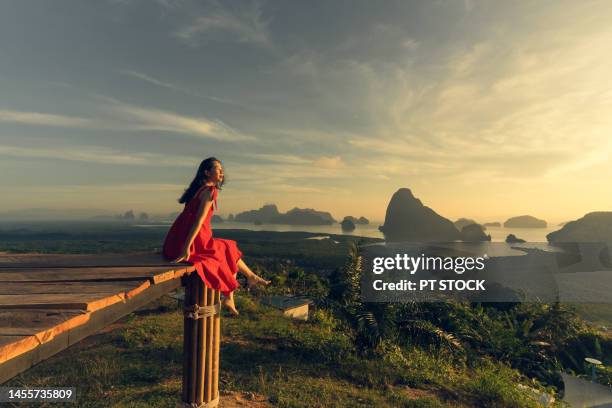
{"left": 325, "top": 244, "right": 610, "bottom": 392}
{"left": 6, "top": 294, "right": 557, "bottom": 407}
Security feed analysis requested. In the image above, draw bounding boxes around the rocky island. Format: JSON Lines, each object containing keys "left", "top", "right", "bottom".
{"left": 503, "top": 215, "right": 547, "bottom": 228}
{"left": 460, "top": 224, "right": 491, "bottom": 242}
{"left": 454, "top": 218, "right": 479, "bottom": 230}
{"left": 342, "top": 216, "right": 369, "bottom": 225}
{"left": 235, "top": 204, "right": 336, "bottom": 226}
{"left": 379, "top": 188, "right": 461, "bottom": 242}
{"left": 340, "top": 217, "right": 356, "bottom": 231}
{"left": 505, "top": 234, "right": 526, "bottom": 243}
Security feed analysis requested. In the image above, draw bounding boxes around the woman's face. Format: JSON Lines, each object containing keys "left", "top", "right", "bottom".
{"left": 205, "top": 161, "right": 224, "bottom": 184}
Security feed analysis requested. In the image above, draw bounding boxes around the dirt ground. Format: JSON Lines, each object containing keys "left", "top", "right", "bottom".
{"left": 219, "top": 391, "right": 271, "bottom": 408}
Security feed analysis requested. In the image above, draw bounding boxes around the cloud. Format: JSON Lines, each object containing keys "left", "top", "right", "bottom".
{"left": 250, "top": 153, "right": 311, "bottom": 164}
{"left": 245, "top": 182, "right": 325, "bottom": 194}
{"left": 174, "top": 0, "right": 272, "bottom": 48}
{"left": 314, "top": 155, "right": 345, "bottom": 169}
{"left": 246, "top": 153, "right": 346, "bottom": 170}
{"left": 0, "top": 144, "right": 200, "bottom": 167}
{"left": 2, "top": 96, "right": 253, "bottom": 142}
{"left": 0, "top": 110, "right": 95, "bottom": 128}
{"left": 118, "top": 69, "right": 242, "bottom": 106}
{"left": 110, "top": 103, "right": 253, "bottom": 141}
{"left": 8, "top": 183, "right": 185, "bottom": 194}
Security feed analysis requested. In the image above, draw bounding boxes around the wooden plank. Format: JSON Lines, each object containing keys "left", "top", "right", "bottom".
{"left": 0, "top": 252, "right": 190, "bottom": 269}
{"left": 0, "top": 335, "right": 40, "bottom": 366}
{"left": 0, "top": 310, "right": 89, "bottom": 356}
{"left": 0, "top": 266, "right": 192, "bottom": 283}
{"left": 0, "top": 281, "right": 145, "bottom": 295}
{"left": 0, "top": 309, "right": 87, "bottom": 329}
{"left": 0, "top": 293, "right": 125, "bottom": 312}
{"left": 125, "top": 280, "right": 151, "bottom": 298}
{"left": 0, "top": 277, "right": 181, "bottom": 384}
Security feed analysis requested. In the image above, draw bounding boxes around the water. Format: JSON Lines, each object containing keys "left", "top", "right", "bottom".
{"left": 138, "top": 221, "right": 562, "bottom": 243}
{"left": 481, "top": 226, "right": 560, "bottom": 243}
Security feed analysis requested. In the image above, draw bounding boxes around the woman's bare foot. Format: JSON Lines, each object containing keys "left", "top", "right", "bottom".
{"left": 247, "top": 274, "right": 271, "bottom": 290}
{"left": 222, "top": 295, "right": 239, "bottom": 316}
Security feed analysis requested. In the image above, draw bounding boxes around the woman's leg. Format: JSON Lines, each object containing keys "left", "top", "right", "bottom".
{"left": 236, "top": 259, "right": 270, "bottom": 287}
{"left": 222, "top": 290, "right": 239, "bottom": 316}
{"left": 222, "top": 271, "right": 240, "bottom": 316}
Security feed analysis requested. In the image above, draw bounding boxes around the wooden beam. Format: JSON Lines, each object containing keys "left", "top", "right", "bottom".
{"left": 0, "top": 310, "right": 89, "bottom": 358}
{"left": 0, "top": 266, "right": 193, "bottom": 284}
{"left": 0, "top": 336, "right": 41, "bottom": 367}
{"left": 0, "top": 293, "right": 126, "bottom": 312}
{"left": 0, "top": 281, "right": 147, "bottom": 295}
{"left": 0, "top": 277, "right": 182, "bottom": 384}
{"left": 0, "top": 252, "right": 189, "bottom": 269}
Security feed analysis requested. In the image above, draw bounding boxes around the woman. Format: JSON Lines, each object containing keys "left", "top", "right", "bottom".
{"left": 163, "top": 157, "right": 270, "bottom": 315}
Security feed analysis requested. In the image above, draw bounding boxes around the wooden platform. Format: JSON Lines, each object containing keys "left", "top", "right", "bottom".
{"left": 0, "top": 252, "right": 195, "bottom": 384}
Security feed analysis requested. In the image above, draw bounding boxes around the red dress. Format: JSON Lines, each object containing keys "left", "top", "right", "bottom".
{"left": 163, "top": 185, "right": 242, "bottom": 295}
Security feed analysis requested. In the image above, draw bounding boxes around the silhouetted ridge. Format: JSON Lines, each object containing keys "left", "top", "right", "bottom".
{"left": 234, "top": 204, "right": 335, "bottom": 225}
{"left": 379, "top": 188, "right": 461, "bottom": 242}
{"left": 547, "top": 212, "right": 612, "bottom": 242}
{"left": 460, "top": 224, "right": 491, "bottom": 242}
{"left": 503, "top": 215, "right": 547, "bottom": 228}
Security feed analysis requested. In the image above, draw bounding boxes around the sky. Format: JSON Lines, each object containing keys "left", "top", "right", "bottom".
{"left": 1, "top": 0, "right": 611, "bottom": 223}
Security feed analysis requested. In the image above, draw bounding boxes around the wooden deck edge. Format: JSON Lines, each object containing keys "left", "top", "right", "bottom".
{"left": 0, "top": 293, "right": 126, "bottom": 312}
{"left": 0, "top": 278, "right": 182, "bottom": 384}
{"left": 0, "top": 336, "right": 41, "bottom": 366}
{"left": 125, "top": 280, "right": 151, "bottom": 298}
{"left": 0, "top": 313, "right": 91, "bottom": 363}
{"left": 32, "top": 312, "right": 92, "bottom": 347}
{"left": 150, "top": 265, "right": 194, "bottom": 284}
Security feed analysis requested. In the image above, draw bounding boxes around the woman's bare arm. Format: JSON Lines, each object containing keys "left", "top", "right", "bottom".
{"left": 180, "top": 189, "right": 213, "bottom": 258}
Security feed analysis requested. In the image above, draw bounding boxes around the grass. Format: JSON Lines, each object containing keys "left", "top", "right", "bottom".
{"left": 4, "top": 293, "right": 558, "bottom": 408}
{"left": 570, "top": 303, "right": 612, "bottom": 332}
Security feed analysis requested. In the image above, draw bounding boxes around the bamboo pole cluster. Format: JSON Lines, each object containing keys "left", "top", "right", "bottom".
{"left": 181, "top": 273, "right": 221, "bottom": 408}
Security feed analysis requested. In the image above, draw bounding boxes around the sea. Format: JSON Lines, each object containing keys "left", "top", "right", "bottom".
{"left": 137, "top": 221, "right": 561, "bottom": 244}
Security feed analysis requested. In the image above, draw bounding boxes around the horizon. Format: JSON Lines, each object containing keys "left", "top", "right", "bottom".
{"left": 1, "top": 1, "right": 611, "bottom": 222}
{"left": 0, "top": 199, "right": 594, "bottom": 227}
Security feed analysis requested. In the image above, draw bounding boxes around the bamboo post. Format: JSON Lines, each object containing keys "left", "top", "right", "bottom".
{"left": 181, "top": 273, "right": 195, "bottom": 403}
{"left": 188, "top": 275, "right": 200, "bottom": 403}
{"left": 195, "top": 281, "right": 207, "bottom": 403}
{"left": 205, "top": 286, "right": 214, "bottom": 401}
{"left": 181, "top": 273, "right": 221, "bottom": 408}
{"left": 211, "top": 290, "right": 220, "bottom": 399}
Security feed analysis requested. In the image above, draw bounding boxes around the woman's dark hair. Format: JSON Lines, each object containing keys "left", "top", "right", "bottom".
{"left": 178, "top": 157, "right": 225, "bottom": 204}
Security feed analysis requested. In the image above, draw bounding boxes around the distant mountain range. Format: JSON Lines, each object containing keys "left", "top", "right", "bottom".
{"left": 234, "top": 204, "right": 336, "bottom": 226}
{"left": 0, "top": 208, "right": 116, "bottom": 221}
{"left": 4, "top": 205, "right": 609, "bottom": 244}
{"left": 0, "top": 208, "right": 168, "bottom": 222}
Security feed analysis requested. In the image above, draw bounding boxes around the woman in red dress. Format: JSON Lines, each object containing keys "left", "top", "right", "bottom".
{"left": 163, "top": 157, "right": 269, "bottom": 315}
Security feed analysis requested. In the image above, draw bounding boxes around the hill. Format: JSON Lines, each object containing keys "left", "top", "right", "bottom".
{"left": 504, "top": 215, "right": 547, "bottom": 228}
{"left": 379, "top": 188, "right": 460, "bottom": 242}
{"left": 235, "top": 205, "right": 336, "bottom": 225}
{"left": 0, "top": 208, "right": 115, "bottom": 221}
{"left": 547, "top": 212, "right": 612, "bottom": 242}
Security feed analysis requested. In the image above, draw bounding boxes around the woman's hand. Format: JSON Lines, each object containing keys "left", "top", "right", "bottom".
{"left": 173, "top": 246, "right": 191, "bottom": 263}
